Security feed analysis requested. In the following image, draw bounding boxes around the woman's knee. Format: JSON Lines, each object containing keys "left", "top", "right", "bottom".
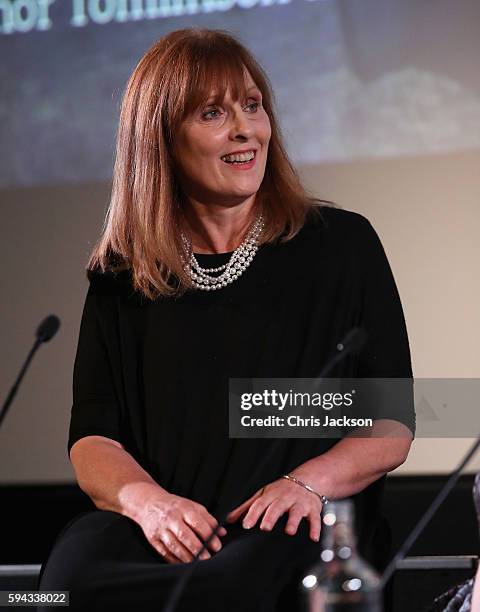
{"left": 38, "top": 511, "right": 127, "bottom": 589}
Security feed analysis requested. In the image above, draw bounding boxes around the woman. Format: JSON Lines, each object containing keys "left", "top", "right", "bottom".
{"left": 38, "top": 27, "right": 415, "bottom": 611}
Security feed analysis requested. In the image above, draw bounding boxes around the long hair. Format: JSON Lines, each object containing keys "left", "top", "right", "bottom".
{"left": 87, "top": 27, "right": 331, "bottom": 299}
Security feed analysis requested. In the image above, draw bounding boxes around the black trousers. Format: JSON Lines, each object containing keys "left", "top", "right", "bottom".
{"left": 37, "top": 509, "right": 323, "bottom": 611}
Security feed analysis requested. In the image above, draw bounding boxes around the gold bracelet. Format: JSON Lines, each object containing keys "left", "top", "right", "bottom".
{"left": 282, "top": 474, "right": 329, "bottom": 505}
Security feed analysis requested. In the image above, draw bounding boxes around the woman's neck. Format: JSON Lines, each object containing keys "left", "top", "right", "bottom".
{"left": 182, "top": 197, "right": 259, "bottom": 254}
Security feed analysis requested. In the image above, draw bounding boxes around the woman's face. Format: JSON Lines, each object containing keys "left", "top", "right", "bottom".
{"left": 173, "top": 69, "right": 271, "bottom": 208}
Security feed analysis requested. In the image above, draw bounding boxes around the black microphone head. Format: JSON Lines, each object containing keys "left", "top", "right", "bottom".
{"left": 337, "top": 327, "right": 367, "bottom": 354}
{"left": 36, "top": 315, "right": 61, "bottom": 342}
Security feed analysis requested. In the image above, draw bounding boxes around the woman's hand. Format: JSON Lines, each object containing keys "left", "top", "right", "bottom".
{"left": 225, "top": 475, "right": 323, "bottom": 542}
{"left": 135, "top": 488, "right": 227, "bottom": 564}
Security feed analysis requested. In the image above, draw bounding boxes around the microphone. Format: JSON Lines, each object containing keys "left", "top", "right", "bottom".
{"left": 0, "top": 315, "right": 61, "bottom": 430}
{"left": 36, "top": 315, "right": 60, "bottom": 343}
{"left": 162, "top": 326, "right": 367, "bottom": 612}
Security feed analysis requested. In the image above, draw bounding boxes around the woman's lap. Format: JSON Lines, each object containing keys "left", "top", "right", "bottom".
{"left": 37, "top": 509, "right": 320, "bottom": 611}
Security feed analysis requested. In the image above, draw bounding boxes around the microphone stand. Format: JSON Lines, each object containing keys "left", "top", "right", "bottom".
{"left": 381, "top": 434, "right": 480, "bottom": 588}
{"left": 162, "top": 327, "right": 367, "bottom": 612}
{"left": 0, "top": 315, "right": 60, "bottom": 430}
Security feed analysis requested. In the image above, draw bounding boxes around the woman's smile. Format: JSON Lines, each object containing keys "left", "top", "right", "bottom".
{"left": 220, "top": 149, "right": 257, "bottom": 170}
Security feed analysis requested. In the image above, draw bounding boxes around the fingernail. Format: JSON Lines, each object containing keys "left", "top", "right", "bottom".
{"left": 243, "top": 521, "right": 251, "bottom": 529}
{"left": 219, "top": 527, "right": 227, "bottom": 535}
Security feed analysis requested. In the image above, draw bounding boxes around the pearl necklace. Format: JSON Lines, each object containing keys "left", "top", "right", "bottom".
{"left": 180, "top": 213, "right": 265, "bottom": 291}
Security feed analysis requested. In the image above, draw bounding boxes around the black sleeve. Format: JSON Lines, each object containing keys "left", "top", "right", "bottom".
{"left": 354, "top": 215, "right": 416, "bottom": 437}
{"left": 67, "top": 277, "right": 123, "bottom": 458}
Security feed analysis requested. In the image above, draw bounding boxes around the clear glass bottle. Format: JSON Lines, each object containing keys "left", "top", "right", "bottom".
{"left": 300, "top": 499, "right": 383, "bottom": 611}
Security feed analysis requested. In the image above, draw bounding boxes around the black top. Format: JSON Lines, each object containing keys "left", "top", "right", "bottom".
{"left": 68, "top": 205, "right": 414, "bottom": 565}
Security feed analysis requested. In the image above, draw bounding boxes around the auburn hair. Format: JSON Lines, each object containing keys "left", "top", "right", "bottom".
{"left": 87, "top": 27, "right": 330, "bottom": 299}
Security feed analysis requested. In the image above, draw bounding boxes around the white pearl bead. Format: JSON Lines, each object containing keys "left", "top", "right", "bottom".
{"left": 181, "top": 213, "right": 264, "bottom": 291}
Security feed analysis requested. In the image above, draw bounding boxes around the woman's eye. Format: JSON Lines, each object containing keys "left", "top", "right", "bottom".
{"left": 246, "top": 100, "right": 261, "bottom": 112}
{"left": 202, "top": 108, "right": 220, "bottom": 120}
{"left": 201, "top": 99, "right": 261, "bottom": 121}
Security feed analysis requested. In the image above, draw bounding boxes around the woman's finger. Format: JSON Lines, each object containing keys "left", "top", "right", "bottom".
{"left": 284, "top": 502, "right": 307, "bottom": 536}
{"left": 170, "top": 521, "right": 213, "bottom": 560}
{"left": 184, "top": 511, "right": 224, "bottom": 554}
{"left": 308, "top": 508, "right": 322, "bottom": 542}
{"left": 195, "top": 506, "right": 227, "bottom": 538}
{"left": 258, "top": 498, "right": 290, "bottom": 531}
{"left": 150, "top": 537, "right": 183, "bottom": 564}
{"left": 227, "top": 493, "right": 259, "bottom": 521}
{"left": 242, "top": 494, "right": 271, "bottom": 529}
{"left": 192, "top": 502, "right": 227, "bottom": 536}
{"left": 162, "top": 528, "right": 210, "bottom": 563}
{"left": 226, "top": 488, "right": 263, "bottom": 523}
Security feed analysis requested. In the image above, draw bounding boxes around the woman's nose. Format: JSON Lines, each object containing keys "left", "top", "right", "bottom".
{"left": 229, "top": 108, "right": 254, "bottom": 139}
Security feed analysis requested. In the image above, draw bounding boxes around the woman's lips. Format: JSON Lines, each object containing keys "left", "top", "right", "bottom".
{"left": 221, "top": 151, "right": 257, "bottom": 170}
